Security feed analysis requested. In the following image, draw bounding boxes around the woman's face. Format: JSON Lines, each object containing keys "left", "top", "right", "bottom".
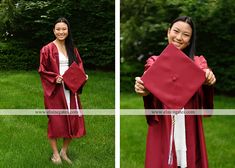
{"left": 53, "top": 22, "right": 68, "bottom": 41}
{"left": 167, "top": 21, "right": 192, "bottom": 50}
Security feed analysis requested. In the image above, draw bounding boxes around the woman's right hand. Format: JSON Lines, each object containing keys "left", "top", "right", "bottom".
{"left": 135, "top": 77, "right": 150, "bottom": 96}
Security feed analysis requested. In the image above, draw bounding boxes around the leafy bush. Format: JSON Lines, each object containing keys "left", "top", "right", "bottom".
{"left": 121, "top": 0, "right": 235, "bottom": 95}
{"left": 0, "top": 0, "right": 115, "bottom": 70}
{"left": 0, "top": 42, "right": 38, "bottom": 70}
{"left": 121, "top": 61, "right": 143, "bottom": 92}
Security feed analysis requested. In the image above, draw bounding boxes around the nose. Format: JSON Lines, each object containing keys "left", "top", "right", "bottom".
{"left": 176, "top": 33, "right": 182, "bottom": 41}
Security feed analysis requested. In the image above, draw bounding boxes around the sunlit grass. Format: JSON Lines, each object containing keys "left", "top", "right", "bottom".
{"left": 0, "top": 70, "right": 115, "bottom": 168}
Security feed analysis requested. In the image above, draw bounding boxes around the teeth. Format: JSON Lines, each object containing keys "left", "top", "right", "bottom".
{"left": 174, "top": 42, "right": 181, "bottom": 46}
{"left": 174, "top": 41, "right": 181, "bottom": 44}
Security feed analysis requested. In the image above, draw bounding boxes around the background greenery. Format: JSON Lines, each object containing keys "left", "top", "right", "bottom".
{"left": 121, "top": 0, "right": 235, "bottom": 95}
{"left": 120, "top": 1, "right": 235, "bottom": 166}
{"left": 0, "top": 0, "right": 115, "bottom": 70}
{"left": 0, "top": 1, "right": 115, "bottom": 167}
{"left": 120, "top": 93, "right": 235, "bottom": 168}
{"left": 0, "top": 70, "right": 115, "bottom": 168}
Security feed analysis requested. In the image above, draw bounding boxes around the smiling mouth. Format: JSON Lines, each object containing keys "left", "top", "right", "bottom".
{"left": 173, "top": 41, "right": 181, "bottom": 45}
{"left": 172, "top": 41, "right": 182, "bottom": 47}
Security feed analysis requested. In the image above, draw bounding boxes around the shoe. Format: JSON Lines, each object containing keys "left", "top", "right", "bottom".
{"left": 60, "top": 150, "right": 73, "bottom": 164}
{"left": 51, "top": 154, "right": 62, "bottom": 164}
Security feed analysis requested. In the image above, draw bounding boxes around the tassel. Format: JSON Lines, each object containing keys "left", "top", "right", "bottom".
{"left": 168, "top": 115, "right": 175, "bottom": 165}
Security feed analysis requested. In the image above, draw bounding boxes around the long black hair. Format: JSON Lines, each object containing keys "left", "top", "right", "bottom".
{"left": 169, "top": 16, "right": 196, "bottom": 59}
{"left": 53, "top": 17, "right": 78, "bottom": 65}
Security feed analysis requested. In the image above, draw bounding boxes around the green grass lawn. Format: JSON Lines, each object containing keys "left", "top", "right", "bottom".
{"left": 120, "top": 92, "right": 235, "bottom": 168}
{"left": 0, "top": 70, "right": 114, "bottom": 109}
{"left": 0, "top": 70, "right": 115, "bottom": 168}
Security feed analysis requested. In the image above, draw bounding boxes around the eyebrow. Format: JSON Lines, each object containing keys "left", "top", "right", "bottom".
{"left": 55, "top": 27, "right": 67, "bottom": 29}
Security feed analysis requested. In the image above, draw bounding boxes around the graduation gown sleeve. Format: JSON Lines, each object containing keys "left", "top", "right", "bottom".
{"left": 194, "top": 55, "right": 214, "bottom": 109}
{"left": 143, "top": 56, "right": 163, "bottom": 125}
{"left": 38, "top": 45, "right": 60, "bottom": 97}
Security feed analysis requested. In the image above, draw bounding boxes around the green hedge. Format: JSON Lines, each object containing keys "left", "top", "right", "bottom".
{"left": 120, "top": 0, "right": 235, "bottom": 95}
{"left": 0, "top": 0, "right": 115, "bottom": 70}
{"left": 0, "top": 42, "right": 38, "bottom": 70}
{"left": 0, "top": 41, "right": 114, "bottom": 71}
{"left": 121, "top": 62, "right": 144, "bottom": 92}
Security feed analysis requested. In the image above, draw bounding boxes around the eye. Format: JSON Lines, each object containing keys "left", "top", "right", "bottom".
{"left": 173, "top": 29, "right": 179, "bottom": 33}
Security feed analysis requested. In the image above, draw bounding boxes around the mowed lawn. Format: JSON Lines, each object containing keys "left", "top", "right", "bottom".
{"left": 121, "top": 92, "right": 235, "bottom": 168}
{"left": 0, "top": 70, "right": 115, "bottom": 168}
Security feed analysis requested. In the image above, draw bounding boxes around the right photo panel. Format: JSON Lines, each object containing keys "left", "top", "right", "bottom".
{"left": 120, "top": 1, "right": 235, "bottom": 168}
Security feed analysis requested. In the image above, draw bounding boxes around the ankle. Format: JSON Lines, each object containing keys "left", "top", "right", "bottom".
{"left": 60, "top": 148, "right": 67, "bottom": 154}
{"left": 53, "top": 152, "right": 60, "bottom": 158}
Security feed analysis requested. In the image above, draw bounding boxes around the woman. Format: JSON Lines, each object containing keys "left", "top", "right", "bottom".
{"left": 135, "top": 16, "right": 216, "bottom": 168}
{"left": 38, "top": 17, "right": 87, "bottom": 164}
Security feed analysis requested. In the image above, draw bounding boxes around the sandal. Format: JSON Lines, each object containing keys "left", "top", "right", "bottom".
{"left": 60, "top": 150, "right": 73, "bottom": 164}
{"left": 51, "top": 154, "right": 62, "bottom": 164}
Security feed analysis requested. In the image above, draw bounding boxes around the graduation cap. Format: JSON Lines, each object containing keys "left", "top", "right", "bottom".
{"left": 62, "top": 62, "right": 86, "bottom": 94}
{"left": 141, "top": 43, "right": 205, "bottom": 109}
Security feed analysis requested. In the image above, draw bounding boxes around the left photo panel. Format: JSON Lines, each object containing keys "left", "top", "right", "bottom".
{"left": 0, "top": 1, "right": 115, "bottom": 168}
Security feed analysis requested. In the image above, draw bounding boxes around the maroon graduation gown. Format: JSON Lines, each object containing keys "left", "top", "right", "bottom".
{"left": 38, "top": 42, "right": 86, "bottom": 138}
{"left": 144, "top": 56, "right": 214, "bottom": 168}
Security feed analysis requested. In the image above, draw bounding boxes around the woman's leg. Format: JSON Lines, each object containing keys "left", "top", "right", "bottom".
{"left": 60, "top": 138, "right": 73, "bottom": 164}
{"left": 61, "top": 138, "right": 72, "bottom": 153}
{"left": 49, "top": 138, "right": 61, "bottom": 164}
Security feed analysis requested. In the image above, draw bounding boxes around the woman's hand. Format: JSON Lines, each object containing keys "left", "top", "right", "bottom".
{"left": 204, "top": 69, "right": 216, "bottom": 85}
{"left": 135, "top": 77, "right": 150, "bottom": 96}
{"left": 86, "top": 74, "right": 88, "bottom": 80}
{"left": 56, "top": 75, "right": 63, "bottom": 84}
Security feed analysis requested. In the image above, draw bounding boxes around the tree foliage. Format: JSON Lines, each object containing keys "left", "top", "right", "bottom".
{"left": 121, "top": 0, "right": 235, "bottom": 95}
{"left": 0, "top": 0, "right": 115, "bottom": 70}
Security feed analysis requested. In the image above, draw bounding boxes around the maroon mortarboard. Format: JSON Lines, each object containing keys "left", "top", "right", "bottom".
{"left": 62, "top": 62, "right": 86, "bottom": 93}
{"left": 141, "top": 43, "right": 205, "bottom": 109}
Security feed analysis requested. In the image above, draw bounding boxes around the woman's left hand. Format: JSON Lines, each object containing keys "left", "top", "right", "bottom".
{"left": 56, "top": 75, "right": 63, "bottom": 84}
{"left": 86, "top": 74, "right": 88, "bottom": 80}
{"left": 204, "top": 69, "right": 216, "bottom": 85}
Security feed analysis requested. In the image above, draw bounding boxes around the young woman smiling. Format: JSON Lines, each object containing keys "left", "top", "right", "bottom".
{"left": 39, "top": 17, "right": 87, "bottom": 164}
{"left": 135, "top": 16, "right": 216, "bottom": 168}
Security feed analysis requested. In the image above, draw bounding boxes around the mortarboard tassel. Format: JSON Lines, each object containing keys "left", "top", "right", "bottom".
{"left": 168, "top": 114, "right": 175, "bottom": 165}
